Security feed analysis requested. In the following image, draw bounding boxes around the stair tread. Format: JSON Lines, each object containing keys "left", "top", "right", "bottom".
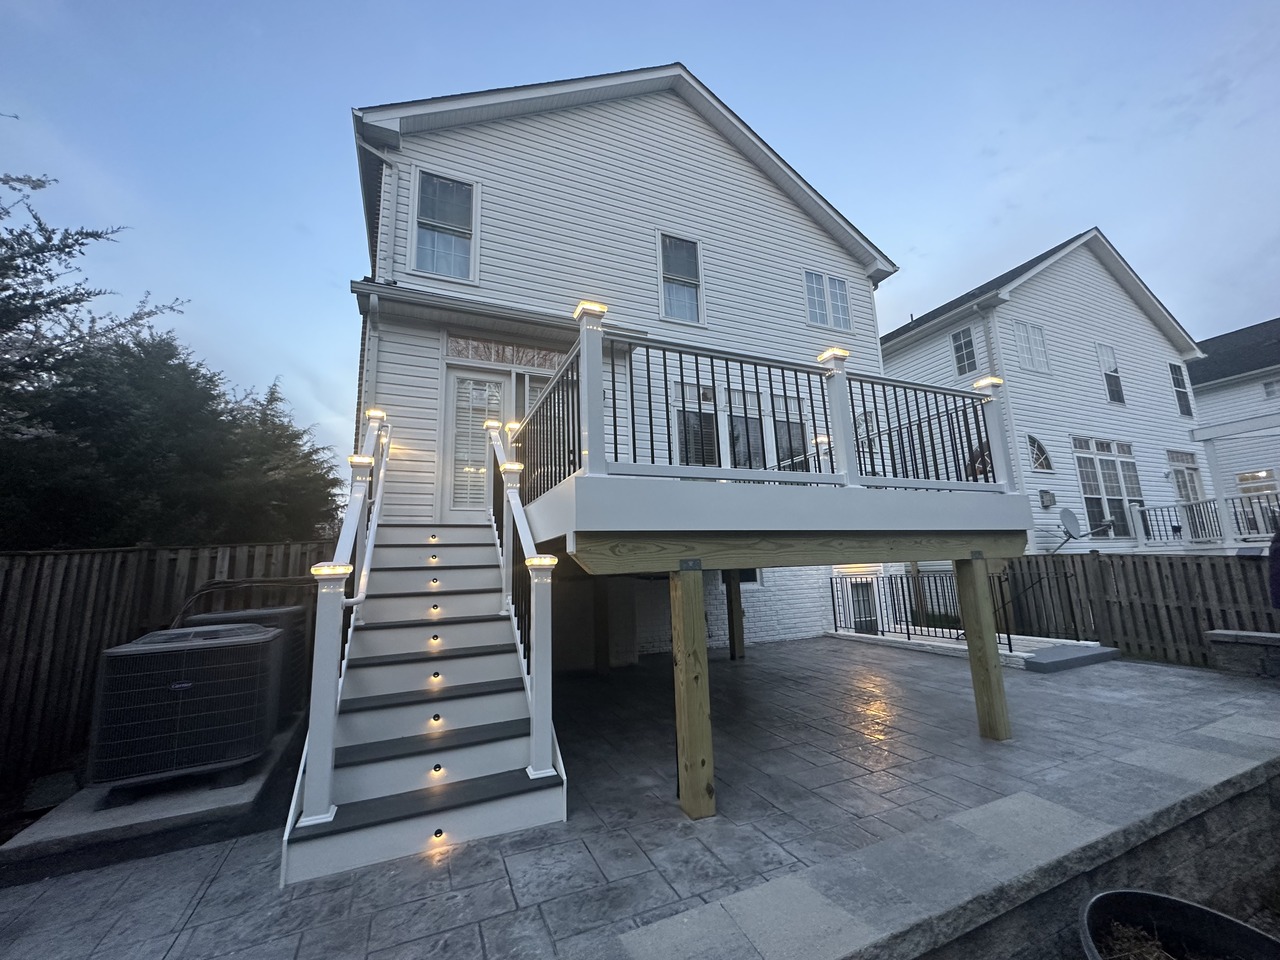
{"left": 290, "top": 768, "right": 562, "bottom": 843}
{"left": 334, "top": 718, "right": 530, "bottom": 768}
{"left": 371, "top": 563, "right": 499, "bottom": 572}
{"left": 378, "top": 523, "right": 493, "bottom": 529}
{"left": 367, "top": 587, "right": 501, "bottom": 598}
{"left": 340, "top": 677, "right": 525, "bottom": 713}
{"left": 346, "top": 644, "right": 516, "bottom": 668}
{"left": 354, "top": 615, "right": 509, "bottom": 632}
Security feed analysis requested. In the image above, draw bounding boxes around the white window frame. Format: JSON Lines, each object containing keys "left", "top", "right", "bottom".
{"left": 1015, "top": 321, "right": 1050, "bottom": 373}
{"left": 1096, "top": 344, "right": 1125, "bottom": 404}
{"left": 410, "top": 168, "right": 480, "bottom": 284}
{"left": 1237, "top": 469, "right": 1277, "bottom": 495}
{"left": 1263, "top": 380, "right": 1280, "bottom": 400}
{"left": 1072, "top": 436, "right": 1143, "bottom": 538}
{"left": 1027, "top": 435, "right": 1053, "bottom": 472}
{"left": 802, "top": 269, "right": 854, "bottom": 331}
{"left": 657, "top": 231, "right": 704, "bottom": 325}
{"left": 951, "top": 326, "right": 978, "bottom": 377}
{"left": 1168, "top": 363, "right": 1193, "bottom": 417}
{"left": 670, "top": 380, "right": 812, "bottom": 472}
{"left": 1167, "top": 449, "right": 1204, "bottom": 501}
{"left": 722, "top": 568, "right": 764, "bottom": 591}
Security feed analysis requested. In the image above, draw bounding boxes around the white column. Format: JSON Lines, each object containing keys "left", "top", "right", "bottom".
{"left": 298, "top": 564, "right": 352, "bottom": 825}
{"left": 526, "top": 556, "right": 558, "bottom": 778}
{"left": 974, "top": 377, "right": 1016, "bottom": 492}
{"left": 1201, "top": 437, "right": 1235, "bottom": 544}
{"left": 347, "top": 455, "right": 374, "bottom": 623}
{"left": 499, "top": 461, "right": 524, "bottom": 613}
{"left": 817, "top": 348, "right": 861, "bottom": 486}
{"left": 1127, "top": 502, "right": 1148, "bottom": 549}
{"left": 574, "top": 301, "right": 608, "bottom": 476}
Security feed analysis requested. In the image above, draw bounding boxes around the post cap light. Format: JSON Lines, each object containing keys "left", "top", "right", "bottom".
{"left": 812, "top": 435, "right": 831, "bottom": 446}
{"left": 972, "top": 375, "right": 1005, "bottom": 390}
{"left": 500, "top": 461, "right": 525, "bottom": 474}
{"left": 526, "top": 555, "right": 559, "bottom": 569}
{"left": 573, "top": 300, "right": 609, "bottom": 319}
{"left": 311, "top": 563, "right": 354, "bottom": 578}
{"left": 816, "top": 347, "right": 850, "bottom": 364}
{"left": 348, "top": 454, "right": 374, "bottom": 468}
{"left": 365, "top": 408, "right": 387, "bottom": 421}
{"left": 505, "top": 421, "right": 521, "bottom": 432}
{"left": 482, "top": 419, "right": 503, "bottom": 431}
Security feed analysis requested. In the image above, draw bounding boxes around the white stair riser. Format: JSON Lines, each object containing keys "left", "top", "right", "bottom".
{"left": 350, "top": 619, "right": 515, "bottom": 657}
{"left": 331, "top": 736, "right": 532, "bottom": 804}
{"left": 335, "top": 691, "right": 529, "bottom": 745}
{"left": 363, "top": 591, "right": 503, "bottom": 622}
{"left": 369, "top": 566, "right": 502, "bottom": 593}
{"left": 372, "top": 543, "right": 497, "bottom": 567}
{"left": 376, "top": 525, "right": 495, "bottom": 547}
{"left": 284, "top": 782, "right": 564, "bottom": 884}
{"left": 342, "top": 652, "right": 522, "bottom": 698}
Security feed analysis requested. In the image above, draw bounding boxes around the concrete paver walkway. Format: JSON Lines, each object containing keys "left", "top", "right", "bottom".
{"left": 3, "top": 636, "right": 1279, "bottom": 959}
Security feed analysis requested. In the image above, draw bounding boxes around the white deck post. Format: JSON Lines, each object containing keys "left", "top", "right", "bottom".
{"left": 974, "top": 377, "right": 1016, "bottom": 492}
{"left": 526, "top": 555, "right": 558, "bottom": 779}
{"left": 1128, "top": 503, "right": 1148, "bottom": 548}
{"left": 818, "top": 348, "right": 861, "bottom": 486}
{"left": 347, "top": 455, "right": 374, "bottom": 623}
{"left": 298, "top": 564, "right": 352, "bottom": 825}
{"left": 1201, "top": 437, "right": 1235, "bottom": 544}
{"left": 499, "top": 460, "right": 524, "bottom": 612}
{"left": 575, "top": 301, "right": 608, "bottom": 476}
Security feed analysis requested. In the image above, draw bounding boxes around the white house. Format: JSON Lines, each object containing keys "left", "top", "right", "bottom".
{"left": 881, "top": 228, "right": 1209, "bottom": 554}
{"left": 282, "top": 64, "right": 1032, "bottom": 883}
{"left": 1187, "top": 316, "right": 1280, "bottom": 540}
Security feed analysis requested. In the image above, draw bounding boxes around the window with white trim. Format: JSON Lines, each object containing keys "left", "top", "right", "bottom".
{"left": 1073, "top": 436, "right": 1143, "bottom": 537}
{"left": 1167, "top": 450, "right": 1204, "bottom": 501}
{"left": 1238, "top": 469, "right": 1277, "bottom": 495}
{"left": 1264, "top": 380, "right": 1280, "bottom": 400}
{"left": 1097, "top": 344, "right": 1125, "bottom": 403}
{"left": 1015, "top": 321, "right": 1049, "bottom": 373}
{"left": 1028, "top": 435, "right": 1053, "bottom": 471}
{"left": 804, "top": 271, "right": 852, "bottom": 330}
{"left": 1168, "top": 363, "right": 1193, "bottom": 417}
{"left": 728, "top": 388, "right": 766, "bottom": 469}
{"left": 660, "top": 235, "right": 701, "bottom": 323}
{"left": 675, "top": 382, "right": 718, "bottom": 465}
{"left": 416, "top": 172, "right": 474, "bottom": 279}
{"left": 951, "top": 327, "right": 977, "bottom": 376}
{"left": 772, "top": 395, "right": 809, "bottom": 471}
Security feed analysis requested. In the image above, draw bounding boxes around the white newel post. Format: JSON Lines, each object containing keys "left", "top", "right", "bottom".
{"left": 574, "top": 301, "right": 608, "bottom": 476}
{"left": 974, "top": 377, "right": 1016, "bottom": 492}
{"left": 299, "top": 563, "right": 352, "bottom": 825}
{"left": 817, "top": 348, "right": 861, "bottom": 486}
{"left": 1128, "top": 503, "right": 1148, "bottom": 549}
{"left": 500, "top": 462, "right": 524, "bottom": 612}
{"left": 1201, "top": 437, "right": 1235, "bottom": 544}
{"left": 526, "top": 555, "right": 557, "bottom": 779}
{"left": 347, "top": 455, "right": 374, "bottom": 622}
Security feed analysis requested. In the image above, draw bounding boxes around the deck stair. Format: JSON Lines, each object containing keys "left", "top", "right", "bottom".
{"left": 283, "top": 522, "right": 565, "bottom": 883}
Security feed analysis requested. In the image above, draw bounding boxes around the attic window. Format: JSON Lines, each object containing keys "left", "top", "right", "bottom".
{"left": 951, "top": 327, "right": 977, "bottom": 376}
{"left": 416, "top": 172, "right": 475, "bottom": 280}
{"left": 1097, "top": 344, "right": 1125, "bottom": 404}
{"left": 1028, "top": 435, "right": 1053, "bottom": 471}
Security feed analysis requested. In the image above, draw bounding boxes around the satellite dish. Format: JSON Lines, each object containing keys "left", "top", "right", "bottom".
{"left": 1059, "top": 508, "right": 1082, "bottom": 539}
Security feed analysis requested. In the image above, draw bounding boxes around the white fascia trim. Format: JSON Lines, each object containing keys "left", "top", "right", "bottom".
{"left": 880, "top": 292, "right": 1009, "bottom": 355}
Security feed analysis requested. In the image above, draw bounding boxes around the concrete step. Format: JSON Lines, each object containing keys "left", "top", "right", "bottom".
{"left": 371, "top": 542, "right": 497, "bottom": 568}
{"left": 1024, "top": 644, "right": 1123, "bottom": 673}
{"left": 285, "top": 768, "right": 564, "bottom": 884}
{"left": 350, "top": 615, "right": 514, "bottom": 657}
{"left": 369, "top": 564, "right": 502, "bottom": 594}
{"left": 341, "top": 645, "right": 522, "bottom": 698}
{"left": 335, "top": 679, "right": 528, "bottom": 746}
{"left": 375, "top": 523, "right": 496, "bottom": 547}
{"left": 331, "top": 719, "right": 532, "bottom": 804}
{"left": 362, "top": 588, "right": 503, "bottom": 623}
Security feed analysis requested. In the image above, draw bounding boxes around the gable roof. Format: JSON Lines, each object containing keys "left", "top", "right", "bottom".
{"left": 880, "top": 228, "right": 1202, "bottom": 360}
{"left": 1187, "top": 317, "right": 1280, "bottom": 386}
{"left": 351, "top": 63, "right": 896, "bottom": 283}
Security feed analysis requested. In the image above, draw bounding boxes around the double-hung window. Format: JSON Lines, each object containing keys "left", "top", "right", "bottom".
{"left": 675, "top": 383, "right": 718, "bottom": 466}
{"left": 1073, "top": 437, "right": 1143, "bottom": 537}
{"left": 728, "top": 389, "right": 765, "bottom": 469}
{"left": 416, "top": 172, "right": 474, "bottom": 279}
{"left": 1015, "top": 321, "right": 1049, "bottom": 373}
{"left": 1097, "top": 344, "right": 1125, "bottom": 403}
{"left": 951, "top": 327, "right": 977, "bottom": 376}
{"left": 661, "top": 235, "right": 701, "bottom": 323}
{"left": 772, "top": 395, "right": 808, "bottom": 471}
{"left": 1264, "top": 380, "right": 1280, "bottom": 400}
{"left": 1168, "top": 364, "right": 1193, "bottom": 417}
{"left": 804, "top": 271, "right": 852, "bottom": 330}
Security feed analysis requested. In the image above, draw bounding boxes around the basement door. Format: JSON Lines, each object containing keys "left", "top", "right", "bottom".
{"left": 441, "top": 370, "right": 506, "bottom": 523}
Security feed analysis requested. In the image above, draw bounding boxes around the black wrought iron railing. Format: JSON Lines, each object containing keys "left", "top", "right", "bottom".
{"left": 830, "top": 572, "right": 1013, "bottom": 651}
{"left": 491, "top": 445, "right": 505, "bottom": 553}
{"left": 511, "top": 524, "right": 530, "bottom": 675}
{"left": 1228, "top": 492, "right": 1280, "bottom": 539}
{"left": 511, "top": 349, "right": 581, "bottom": 504}
{"left": 846, "top": 377, "right": 994, "bottom": 485}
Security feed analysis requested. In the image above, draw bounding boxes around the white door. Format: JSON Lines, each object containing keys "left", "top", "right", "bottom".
{"left": 441, "top": 370, "right": 506, "bottom": 523}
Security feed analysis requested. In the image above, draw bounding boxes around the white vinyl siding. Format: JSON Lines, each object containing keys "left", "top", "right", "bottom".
{"left": 951, "top": 327, "right": 977, "bottom": 376}
{"left": 385, "top": 90, "right": 880, "bottom": 373}
{"left": 1194, "top": 370, "right": 1280, "bottom": 500}
{"left": 1015, "top": 321, "right": 1049, "bottom": 373}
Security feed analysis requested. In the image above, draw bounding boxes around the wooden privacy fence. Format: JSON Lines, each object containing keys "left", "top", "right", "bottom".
{"left": 1002, "top": 552, "right": 1279, "bottom": 667}
{"left": 0, "top": 540, "right": 333, "bottom": 797}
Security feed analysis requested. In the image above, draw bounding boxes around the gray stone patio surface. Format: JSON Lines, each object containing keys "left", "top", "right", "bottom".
{"left": 4, "top": 635, "right": 1280, "bottom": 960}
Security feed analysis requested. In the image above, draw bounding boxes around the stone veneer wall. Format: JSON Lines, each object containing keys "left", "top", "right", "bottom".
{"left": 916, "top": 774, "right": 1280, "bottom": 960}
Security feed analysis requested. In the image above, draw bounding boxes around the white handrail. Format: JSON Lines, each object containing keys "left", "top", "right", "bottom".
{"left": 346, "top": 421, "right": 392, "bottom": 608}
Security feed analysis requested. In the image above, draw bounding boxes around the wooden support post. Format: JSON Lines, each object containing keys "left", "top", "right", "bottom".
{"left": 593, "top": 576, "right": 610, "bottom": 675}
{"left": 670, "top": 564, "right": 715, "bottom": 818}
{"left": 724, "top": 570, "right": 745, "bottom": 661}
{"left": 954, "top": 552, "right": 1012, "bottom": 741}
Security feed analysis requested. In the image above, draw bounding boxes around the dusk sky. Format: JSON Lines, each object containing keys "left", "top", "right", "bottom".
{"left": 4, "top": 0, "right": 1277, "bottom": 463}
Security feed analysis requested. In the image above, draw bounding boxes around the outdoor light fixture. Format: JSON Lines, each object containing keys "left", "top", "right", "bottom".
{"left": 430, "top": 554, "right": 438, "bottom": 561}
{"left": 431, "top": 578, "right": 439, "bottom": 584}
{"left": 432, "top": 714, "right": 441, "bottom": 722}
{"left": 432, "top": 671, "right": 440, "bottom": 679}
{"left": 348, "top": 455, "right": 374, "bottom": 468}
{"left": 505, "top": 421, "right": 520, "bottom": 432}
{"left": 310, "top": 563, "right": 354, "bottom": 578}
{"left": 525, "top": 556, "right": 558, "bottom": 569}
{"left": 500, "top": 461, "right": 524, "bottom": 473}
{"left": 365, "top": 408, "right": 387, "bottom": 421}
{"left": 431, "top": 604, "right": 440, "bottom": 611}
{"left": 434, "top": 829, "right": 444, "bottom": 838}
{"left": 431, "top": 634, "right": 440, "bottom": 642}
{"left": 433, "top": 764, "right": 442, "bottom": 772}
{"left": 430, "top": 535, "right": 438, "bottom": 541}
{"left": 573, "top": 300, "right": 608, "bottom": 318}
{"left": 483, "top": 419, "right": 503, "bottom": 431}
{"left": 816, "top": 347, "right": 850, "bottom": 363}
{"left": 972, "top": 375, "right": 1005, "bottom": 390}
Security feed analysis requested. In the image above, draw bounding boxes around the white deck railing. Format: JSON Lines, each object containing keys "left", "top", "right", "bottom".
{"left": 1133, "top": 492, "right": 1279, "bottom": 549}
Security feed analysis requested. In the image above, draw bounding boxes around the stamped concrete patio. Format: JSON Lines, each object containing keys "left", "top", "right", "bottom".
{"left": 4, "top": 635, "right": 1280, "bottom": 960}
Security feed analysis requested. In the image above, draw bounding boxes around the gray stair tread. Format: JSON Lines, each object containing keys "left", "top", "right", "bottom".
{"left": 378, "top": 523, "right": 492, "bottom": 528}
{"left": 1024, "top": 645, "right": 1122, "bottom": 673}
{"left": 340, "top": 677, "right": 525, "bottom": 713}
{"left": 290, "top": 768, "right": 561, "bottom": 842}
{"left": 354, "top": 614, "right": 508, "bottom": 632}
{"left": 371, "top": 562, "right": 499, "bottom": 572}
{"left": 367, "top": 587, "right": 501, "bottom": 598}
{"left": 346, "top": 644, "right": 515, "bottom": 669}
{"left": 334, "top": 718, "right": 530, "bottom": 768}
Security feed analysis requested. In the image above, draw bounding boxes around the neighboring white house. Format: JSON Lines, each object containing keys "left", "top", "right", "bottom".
{"left": 881, "top": 228, "right": 1209, "bottom": 554}
{"left": 1187, "top": 316, "right": 1280, "bottom": 539}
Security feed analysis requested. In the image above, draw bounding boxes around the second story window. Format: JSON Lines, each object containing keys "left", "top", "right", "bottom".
{"left": 416, "top": 172, "right": 474, "bottom": 279}
{"left": 1015, "top": 321, "right": 1050, "bottom": 373}
{"left": 1028, "top": 435, "right": 1053, "bottom": 471}
{"left": 804, "top": 271, "right": 852, "bottom": 330}
{"left": 951, "top": 327, "right": 977, "bottom": 376}
{"left": 1097, "top": 344, "right": 1125, "bottom": 403}
{"left": 661, "top": 235, "right": 701, "bottom": 323}
{"left": 1264, "top": 380, "right": 1280, "bottom": 400}
{"left": 1168, "top": 363, "right": 1193, "bottom": 417}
